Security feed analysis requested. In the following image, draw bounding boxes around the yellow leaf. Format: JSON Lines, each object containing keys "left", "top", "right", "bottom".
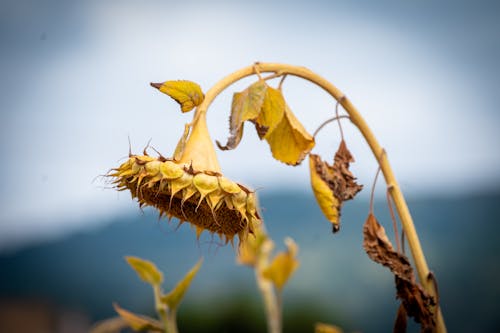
{"left": 161, "top": 259, "right": 203, "bottom": 309}
{"left": 125, "top": 256, "right": 163, "bottom": 286}
{"left": 156, "top": 80, "right": 204, "bottom": 113}
{"left": 309, "top": 154, "right": 341, "bottom": 228}
{"left": 255, "top": 86, "right": 286, "bottom": 139}
{"left": 262, "top": 237, "right": 299, "bottom": 290}
{"left": 217, "top": 80, "right": 267, "bottom": 150}
{"left": 265, "top": 104, "right": 315, "bottom": 165}
{"left": 315, "top": 322, "right": 344, "bottom": 333}
{"left": 236, "top": 227, "right": 268, "bottom": 267}
{"left": 113, "top": 303, "right": 163, "bottom": 332}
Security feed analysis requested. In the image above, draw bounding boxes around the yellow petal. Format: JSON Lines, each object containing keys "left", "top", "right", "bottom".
{"left": 218, "top": 176, "right": 241, "bottom": 194}
{"left": 160, "top": 161, "right": 184, "bottom": 180}
{"left": 231, "top": 189, "right": 248, "bottom": 218}
{"left": 207, "top": 188, "right": 226, "bottom": 210}
{"left": 265, "top": 104, "right": 315, "bottom": 165}
{"left": 156, "top": 80, "right": 204, "bottom": 113}
{"left": 193, "top": 173, "right": 219, "bottom": 209}
{"left": 193, "top": 173, "right": 219, "bottom": 197}
{"left": 181, "top": 184, "right": 198, "bottom": 205}
{"left": 246, "top": 192, "right": 259, "bottom": 219}
{"left": 169, "top": 172, "right": 193, "bottom": 198}
{"left": 145, "top": 160, "right": 161, "bottom": 177}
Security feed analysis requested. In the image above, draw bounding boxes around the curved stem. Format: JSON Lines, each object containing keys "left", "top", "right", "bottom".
{"left": 195, "top": 62, "right": 446, "bottom": 332}
{"left": 312, "top": 115, "right": 350, "bottom": 139}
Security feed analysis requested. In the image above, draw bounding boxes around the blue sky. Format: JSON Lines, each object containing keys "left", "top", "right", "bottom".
{"left": 1, "top": 0, "right": 499, "bottom": 250}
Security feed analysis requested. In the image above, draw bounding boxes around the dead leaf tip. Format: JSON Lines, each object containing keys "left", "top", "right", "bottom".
{"left": 150, "top": 82, "right": 162, "bottom": 89}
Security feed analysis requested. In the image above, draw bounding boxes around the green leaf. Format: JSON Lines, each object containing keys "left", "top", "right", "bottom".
{"left": 217, "top": 80, "right": 267, "bottom": 150}
{"left": 126, "top": 256, "right": 163, "bottom": 286}
{"left": 156, "top": 80, "right": 204, "bottom": 112}
{"left": 161, "top": 259, "right": 203, "bottom": 309}
{"left": 113, "top": 303, "right": 163, "bottom": 332}
{"left": 255, "top": 86, "right": 286, "bottom": 139}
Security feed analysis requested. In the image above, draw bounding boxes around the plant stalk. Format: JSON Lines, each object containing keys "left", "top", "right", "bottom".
{"left": 195, "top": 62, "right": 446, "bottom": 332}
{"left": 255, "top": 239, "right": 282, "bottom": 333}
{"left": 166, "top": 309, "right": 178, "bottom": 333}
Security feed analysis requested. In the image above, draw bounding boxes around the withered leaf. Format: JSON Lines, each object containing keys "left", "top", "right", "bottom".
{"left": 217, "top": 80, "right": 267, "bottom": 150}
{"left": 261, "top": 237, "right": 299, "bottom": 290}
{"left": 265, "top": 104, "right": 315, "bottom": 165}
{"left": 332, "top": 140, "right": 363, "bottom": 201}
{"left": 363, "top": 213, "right": 436, "bottom": 333}
{"left": 309, "top": 154, "right": 341, "bottom": 227}
{"left": 309, "top": 140, "right": 362, "bottom": 231}
{"left": 173, "top": 123, "right": 191, "bottom": 161}
{"left": 254, "top": 86, "right": 286, "bottom": 139}
{"left": 154, "top": 80, "right": 204, "bottom": 113}
{"left": 394, "top": 304, "right": 408, "bottom": 333}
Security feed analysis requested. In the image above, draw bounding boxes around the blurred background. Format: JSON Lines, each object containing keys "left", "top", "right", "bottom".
{"left": 1, "top": 0, "right": 499, "bottom": 332}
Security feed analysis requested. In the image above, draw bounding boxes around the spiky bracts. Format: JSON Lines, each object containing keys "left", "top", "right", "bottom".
{"left": 110, "top": 155, "right": 260, "bottom": 243}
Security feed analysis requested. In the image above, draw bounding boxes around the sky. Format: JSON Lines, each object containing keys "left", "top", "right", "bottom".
{"left": 1, "top": 0, "right": 499, "bottom": 251}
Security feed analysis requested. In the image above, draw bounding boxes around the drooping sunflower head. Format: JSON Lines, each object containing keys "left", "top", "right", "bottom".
{"left": 109, "top": 112, "right": 261, "bottom": 244}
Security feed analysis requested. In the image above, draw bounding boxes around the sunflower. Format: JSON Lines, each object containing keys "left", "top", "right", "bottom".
{"left": 109, "top": 112, "right": 260, "bottom": 244}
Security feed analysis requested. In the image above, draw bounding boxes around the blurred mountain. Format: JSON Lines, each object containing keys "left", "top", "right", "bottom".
{"left": 0, "top": 190, "right": 499, "bottom": 332}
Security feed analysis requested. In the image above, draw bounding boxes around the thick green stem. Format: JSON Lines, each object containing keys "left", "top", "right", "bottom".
{"left": 195, "top": 62, "right": 446, "bottom": 332}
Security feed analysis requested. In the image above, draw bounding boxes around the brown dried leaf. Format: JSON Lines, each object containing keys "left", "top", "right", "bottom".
{"left": 363, "top": 214, "right": 436, "bottom": 333}
{"left": 309, "top": 154, "right": 341, "bottom": 228}
{"left": 265, "top": 104, "right": 315, "bottom": 165}
{"left": 217, "top": 80, "right": 267, "bottom": 150}
{"left": 332, "top": 140, "right": 363, "bottom": 201}
{"left": 309, "top": 140, "right": 362, "bottom": 231}
{"left": 393, "top": 304, "right": 407, "bottom": 333}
